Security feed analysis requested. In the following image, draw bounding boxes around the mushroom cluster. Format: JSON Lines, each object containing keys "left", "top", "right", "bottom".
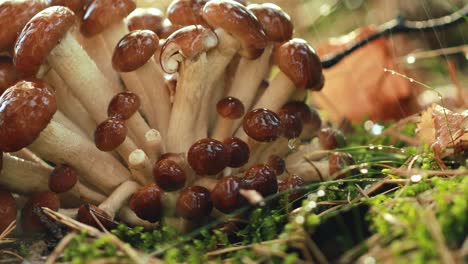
{"left": 0, "top": 0, "right": 355, "bottom": 232}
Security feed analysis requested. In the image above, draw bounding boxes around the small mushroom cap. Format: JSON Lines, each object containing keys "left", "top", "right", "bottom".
{"left": 176, "top": 186, "right": 213, "bottom": 220}
{"left": 49, "top": 164, "right": 78, "bottom": 193}
{"left": 158, "top": 19, "right": 183, "bottom": 39}
{"left": 248, "top": 3, "right": 293, "bottom": 43}
{"left": 202, "top": 0, "right": 268, "bottom": 59}
{"left": 0, "top": 0, "right": 49, "bottom": 52}
{"left": 160, "top": 25, "right": 218, "bottom": 73}
{"left": 211, "top": 176, "right": 246, "bottom": 214}
{"left": 113, "top": 30, "right": 159, "bottom": 72}
{"left": 224, "top": 137, "right": 250, "bottom": 168}
{"left": 242, "top": 164, "right": 278, "bottom": 197}
{"left": 274, "top": 38, "right": 324, "bottom": 90}
{"left": 216, "top": 96, "right": 245, "bottom": 119}
{"left": 153, "top": 157, "right": 186, "bottom": 191}
{"left": 107, "top": 91, "right": 141, "bottom": 120}
{"left": 0, "top": 190, "right": 16, "bottom": 233}
{"left": 328, "top": 152, "right": 355, "bottom": 179}
{"left": 278, "top": 109, "right": 303, "bottom": 139}
{"left": 77, "top": 204, "right": 116, "bottom": 229}
{"left": 94, "top": 117, "right": 128, "bottom": 151}
{"left": 318, "top": 127, "right": 346, "bottom": 150}
{"left": 81, "top": 0, "right": 136, "bottom": 36}
{"left": 188, "top": 138, "right": 230, "bottom": 175}
{"left": 266, "top": 155, "right": 285, "bottom": 175}
{"left": 278, "top": 174, "right": 306, "bottom": 201}
{"left": 0, "top": 79, "right": 57, "bottom": 152}
{"left": 13, "top": 6, "right": 76, "bottom": 77}
{"left": 129, "top": 184, "right": 163, "bottom": 223}
{"left": 0, "top": 56, "right": 19, "bottom": 95}
{"left": 22, "top": 191, "right": 60, "bottom": 232}
{"left": 127, "top": 8, "right": 164, "bottom": 33}
{"left": 243, "top": 108, "right": 283, "bottom": 142}
{"left": 281, "top": 101, "right": 321, "bottom": 132}
{"left": 167, "top": 0, "right": 208, "bottom": 27}
{"left": 49, "top": 0, "right": 87, "bottom": 14}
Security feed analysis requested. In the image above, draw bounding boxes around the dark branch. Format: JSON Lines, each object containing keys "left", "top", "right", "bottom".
{"left": 321, "top": 4, "right": 468, "bottom": 68}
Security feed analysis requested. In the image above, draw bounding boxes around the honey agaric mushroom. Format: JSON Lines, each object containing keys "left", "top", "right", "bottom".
{"left": 266, "top": 155, "right": 286, "bottom": 176}
{"left": 253, "top": 38, "right": 324, "bottom": 112}
{"left": 113, "top": 30, "right": 171, "bottom": 134}
{"left": 281, "top": 101, "right": 322, "bottom": 139}
{"left": 49, "top": 164, "right": 79, "bottom": 193}
{"left": 129, "top": 184, "right": 163, "bottom": 223}
{"left": 278, "top": 174, "right": 306, "bottom": 201}
{"left": 210, "top": 176, "right": 246, "bottom": 214}
{"left": 187, "top": 138, "right": 230, "bottom": 176}
{"left": 242, "top": 108, "right": 283, "bottom": 142}
{"left": 153, "top": 153, "right": 188, "bottom": 191}
{"left": 0, "top": 80, "right": 131, "bottom": 193}
{"left": 211, "top": 97, "right": 245, "bottom": 140}
{"left": 167, "top": 0, "right": 210, "bottom": 27}
{"left": 127, "top": 8, "right": 164, "bottom": 33}
{"left": 22, "top": 191, "right": 60, "bottom": 232}
{"left": 224, "top": 137, "right": 250, "bottom": 168}
{"left": 226, "top": 3, "right": 294, "bottom": 130}
{"left": 0, "top": 57, "right": 18, "bottom": 95}
{"left": 319, "top": 127, "right": 347, "bottom": 150}
{"left": 242, "top": 164, "right": 278, "bottom": 197}
{"left": 278, "top": 109, "right": 303, "bottom": 140}
{"left": 176, "top": 186, "right": 213, "bottom": 221}
{"left": 0, "top": 190, "right": 17, "bottom": 233}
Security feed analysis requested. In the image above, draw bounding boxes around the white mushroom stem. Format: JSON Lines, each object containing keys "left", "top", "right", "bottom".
{"left": 28, "top": 121, "right": 131, "bottom": 194}
{"left": 286, "top": 158, "right": 330, "bottom": 182}
{"left": 128, "top": 149, "right": 153, "bottom": 185}
{"left": 47, "top": 31, "right": 151, "bottom": 151}
{"left": 211, "top": 116, "right": 238, "bottom": 141}
{"left": 11, "top": 148, "right": 51, "bottom": 169}
{"left": 252, "top": 71, "right": 297, "bottom": 112}
{"left": 145, "top": 129, "right": 164, "bottom": 164}
{"left": 284, "top": 141, "right": 327, "bottom": 166}
{"left": 117, "top": 207, "right": 158, "bottom": 229}
{"left": 53, "top": 111, "right": 89, "bottom": 139}
{"left": 45, "top": 69, "right": 96, "bottom": 139}
{"left": 98, "top": 180, "right": 140, "bottom": 219}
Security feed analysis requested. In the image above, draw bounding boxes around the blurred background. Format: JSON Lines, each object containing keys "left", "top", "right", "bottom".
{"left": 136, "top": 0, "right": 467, "bottom": 123}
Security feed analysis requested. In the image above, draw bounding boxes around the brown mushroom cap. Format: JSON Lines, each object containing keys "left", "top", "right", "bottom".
{"left": 0, "top": 0, "right": 49, "bottom": 52}
{"left": 127, "top": 8, "right": 164, "bottom": 33}
{"left": 281, "top": 101, "right": 321, "bottom": 132}
{"left": 0, "top": 190, "right": 16, "bottom": 233}
{"left": 328, "top": 152, "right": 355, "bottom": 179}
{"left": 49, "top": 0, "right": 87, "bottom": 14}
{"left": 224, "top": 137, "right": 250, "bottom": 168}
{"left": 153, "top": 156, "right": 186, "bottom": 191}
{"left": 49, "top": 164, "right": 79, "bottom": 193}
{"left": 129, "top": 184, "right": 163, "bottom": 223}
{"left": 167, "top": 0, "right": 208, "bottom": 27}
{"left": 22, "top": 191, "right": 60, "bottom": 232}
{"left": 113, "top": 30, "right": 159, "bottom": 72}
{"left": 318, "top": 127, "right": 346, "bottom": 150}
{"left": 107, "top": 91, "right": 141, "bottom": 120}
{"left": 266, "top": 155, "right": 285, "bottom": 175}
{"left": 274, "top": 38, "right": 324, "bottom": 90}
{"left": 211, "top": 176, "right": 246, "bottom": 214}
{"left": 202, "top": 0, "right": 268, "bottom": 59}
{"left": 187, "top": 138, "right": 230, "bottom": 175}
{"left": 160, "top": 25, "right": 218, "bottom": 73}
{"left": 278, "top": 109, "right": 303, "bottom": 139}
{"left": 94, "top": 117, "right": 128, "bottom": 151}
{"left": 81, "top": 0, "right": 136, "bottom": 36}
{"left": 242, "top": 164, "right": 278, "bottom": 197}
{"left": 247, "top": 3, "right": 293, "bottom": 43}
{"left": 243, "top": 108, "right": 283, "bottom": 142}
{"left": 278, "top": 174, "right": 306, "bottom": 201}
{"left": 0, "top": 56, "right": 19, "bottom": 95}
{"left": 77, "top": 204, "right": 116, "bottom": 229}
{"left": 0, "top": 79, "right": 57, "bottom": 152}
{"left": 158, "top": 19, "right": 183, "bottom": 39}
{"left": 0, "top": 152, "right": 2, "bottom": 172}
{"left": 176, "top": 186, "right": 213, "bottom": 220}
{"left": 13, "top": 6, "right": 76, "bottom": 77}
{"left": 216, "top": 96, "right": 245, "bottom": 119}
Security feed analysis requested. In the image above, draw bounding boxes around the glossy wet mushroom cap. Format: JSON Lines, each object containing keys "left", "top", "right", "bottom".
{"left": 211, "top": 176, "right": 246, "bottom": 214}
{"left": 274, "top": 38, "right": 324, "bottom": 90}
{"left": 328, "top": 152, "right": 355, "bottom": 179}
{"left": 158, "top": 19, "right": 183, "bottom": 39}
{"left": 107, "top": 91, "right": 141, "bottom": 120}
{"left": 278, "top": 109, "right": 303, "bottom": 139}
{"left": 176, "top": 186, "right": 213, "bottom": 220}
{"left": 278, "top": 174, "right": 306, "bottom": 201}
{"left": 22, "top": 191, "right": 60, "bottom": 232}
{"left": 0, "top": 56, "right": 19, "bottom": 95}
{"left": 319, "top": 127, "right": 346, "bottom": 150}
{"left": 243, "top": 108, "right": 283, "bottom": 142}
{"left": 202, "top": 0, "right": 268, "bottom": 59}
{"left": 81, "top": 0, "right": 136, "bottom": 36}
{"left": 248, "top": 3, "right": 293, "bottom": 42}
{"left": 49, "top": 164, "right": 79, "bottom": 193}
{"left": 0, "top": 0, "right": 49, "bottom": 52}
{"left": 127, "top": 8, "right": 164, "bottom": 33}
{"left": 113, "top": 30, "right": 160, "bottom": 72}
{"left": 223, "top": 137, "right": 250, "bottom": 168}
{"left": 242, "top": 164, "right": 278, "bottom": 197}
{"left": 153, "top": 155, "right": 186, "bottom": 191}
{"left": 0, "top": 79, "right": 57, "bottom": 152}
{"left": 94, "top": 117, "right": 128, "bottom": 151}
{"left": 0, "top": 190, "right": 16, "bottom": 233}
{"left": 282, "top": 101, "right": 321, "bottom": 132}
{"left": 49, "top": 0, "right": 87, "bottom": 14}
{"left": 77, "top": 204, "right": 116, "bottom": 229}
{"left": 187, "top": 138, "right": 230, "bottom": 175}
{"left": 167, "top": 0, "right": 208, "bottom": 27}
{"left": 129, "top": 184, "right": 163, "bottom": 223}
{"left": 13, "top": 6, "right": 76, "bottom": 77}
{"left": 266, "top": 155, "right": 285, "bottom": 175}
{"left": 216, "top": 96, "right": 245, "bottom": 119}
